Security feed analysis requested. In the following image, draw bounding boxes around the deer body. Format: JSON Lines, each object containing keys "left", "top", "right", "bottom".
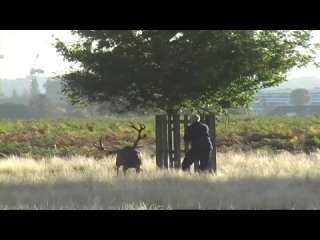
{"left": 116, "top": 146, "right": 142, "bottom": 175}
{"left": 95, "top": 122, "right": 146, "bottom": 176}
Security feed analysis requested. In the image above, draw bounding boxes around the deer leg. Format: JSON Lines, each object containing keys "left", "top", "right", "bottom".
{"left": 136, "top": 166, "right": 141, "bottom": 174}
{"left": 123, "top": 167, "right": 127, "bottom": 176}
{"left": 116, "top": 166, "right": 120, "bottom": 176}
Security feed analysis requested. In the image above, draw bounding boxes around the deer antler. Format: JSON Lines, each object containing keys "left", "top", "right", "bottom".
{"left": 94, "top": 136, "right": 121, "bottom": 155}
{"left": 125, "top": 122, "right": 146, "bottom": 149}
{"left": 94, "top": 136, "right": 107, "bottom": 151}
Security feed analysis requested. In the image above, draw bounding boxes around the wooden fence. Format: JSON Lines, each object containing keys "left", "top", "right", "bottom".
{"left": 155, "top": 112, "right": 216, "bottom": 173}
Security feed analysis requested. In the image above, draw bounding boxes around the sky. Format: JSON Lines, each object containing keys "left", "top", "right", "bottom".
{"left": 0, "top": 30, "right": 75, "bottom": 79}
{"left": 1, "top": 30, "right": 320, "bottom": 80}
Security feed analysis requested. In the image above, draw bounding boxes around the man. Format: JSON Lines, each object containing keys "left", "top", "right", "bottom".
{"left": 182, "top": 114, "right": 213, "bottom": 172}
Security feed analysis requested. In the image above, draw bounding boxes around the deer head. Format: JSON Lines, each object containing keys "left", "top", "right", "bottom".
{"left": 94, "top": 136, "right": 121, "bottom": 155}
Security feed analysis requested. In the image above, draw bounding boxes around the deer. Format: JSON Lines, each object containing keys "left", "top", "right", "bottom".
{"left": 94, "top": 122, "right": 146, "bottom": 176}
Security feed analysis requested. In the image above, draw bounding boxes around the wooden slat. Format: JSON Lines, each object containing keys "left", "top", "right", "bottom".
{"left": 173, "top": 113, "right": 181, "bottom": 169}
{"left": 155, "top": 115, "right": 163, "bottom": 168}
{"left": 167, "top": 114, "right": 174, "bottom": 168}
{"left": 208, "top": 112, "right": 217, "bottom": 174}
{"left": 183, "top": 114, "right": 189, "bottom": 154}
{"left": 183, "top": 115, "right": 189, "bottom": 170}
{"left": 162, "top": 114, "right": 168, "bottom": 169}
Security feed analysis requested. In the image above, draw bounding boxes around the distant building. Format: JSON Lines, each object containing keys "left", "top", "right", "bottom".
{"left": 309, "top": 87, "right": 320, "bottom": 106}
{"left": 252, "top": 87, "right": 320, "bottom": 115}
{"left": 252, "top": 88, "right": 292, "bottom": 114}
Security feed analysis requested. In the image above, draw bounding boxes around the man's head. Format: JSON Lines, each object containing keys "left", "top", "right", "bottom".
{"left": 189, "top": 114, "right": 200, "bottom": 124}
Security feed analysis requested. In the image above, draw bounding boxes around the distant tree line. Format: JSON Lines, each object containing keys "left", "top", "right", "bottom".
{"left": 0, "top": 78, "right": 151, "bottom": 120}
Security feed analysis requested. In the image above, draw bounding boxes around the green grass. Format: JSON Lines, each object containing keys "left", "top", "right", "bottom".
{"left": 0, "top": 117, "right": 155, "bottom": 158}
{"left": 2, "top": 115, "right": 320, "bottom": 157}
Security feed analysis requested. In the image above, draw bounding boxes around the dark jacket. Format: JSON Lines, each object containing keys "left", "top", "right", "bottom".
{"left": 184, "top": 122, "right": 213, "bottom": 150}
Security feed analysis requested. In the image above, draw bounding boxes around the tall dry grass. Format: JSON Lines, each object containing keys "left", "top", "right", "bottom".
{"left": 1, "top": 151, "right": 320, "bottom": 209}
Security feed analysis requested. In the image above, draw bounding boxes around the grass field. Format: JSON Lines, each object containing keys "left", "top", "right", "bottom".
{"left": 1, "top": 150, "right": 320, "bottom": 209}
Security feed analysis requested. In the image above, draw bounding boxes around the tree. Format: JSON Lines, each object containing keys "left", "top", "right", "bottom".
{"left": 43, "top": 78, "right": 64, "bottom": 102}
{"left": 19, "top": 89, "right": 31, "bottom": 105}
{"left": 30, "top": 78, "right": 40, "bottom": 96}
{"left": 29, "top": 94, "right": 54, "bottom": 119}
{"left": 12, "top": 89, "right": 18, "bottom": 98}
{"left": 0, "top": 103, "right": 30, "bottom": 119}
{"left": 55, "top": 30, "right": 319, "bottom": 113}
{"left": 8, "top": 88, "right": 20, "bottom": 104}
{"left": 290, "top": 88, "right": 310, "bottom": 106}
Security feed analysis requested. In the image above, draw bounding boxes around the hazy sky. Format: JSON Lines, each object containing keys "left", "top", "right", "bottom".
{"left": 0, "top": 30, "right": 75, "bottom": 79}
{"left": 0, "top": 30, "right": 320, "bottom": 80}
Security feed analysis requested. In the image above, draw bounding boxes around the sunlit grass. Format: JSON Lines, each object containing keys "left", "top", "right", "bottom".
{"left": 1, "top": 151, "right": 320, "bottom": 209}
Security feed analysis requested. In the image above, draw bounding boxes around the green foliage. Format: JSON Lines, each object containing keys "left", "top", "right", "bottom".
{"left": 55, "top": 30, "right": 319, "bottom": 113}
{"left": 0, "top": 117, "right": 155, "bottom": 158}
{"left": 290, "top": 88, "right": 310, "bottom": 106}
{"left": 2, "top": 116, "right": 320, "bottom": 157}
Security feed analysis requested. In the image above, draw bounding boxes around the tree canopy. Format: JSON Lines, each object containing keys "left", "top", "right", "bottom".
{"left": 43, "top": 78, "right": 64, "bottom": 102}
{"left": 55, "top": 30, "right": 319, "bottom": 113}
